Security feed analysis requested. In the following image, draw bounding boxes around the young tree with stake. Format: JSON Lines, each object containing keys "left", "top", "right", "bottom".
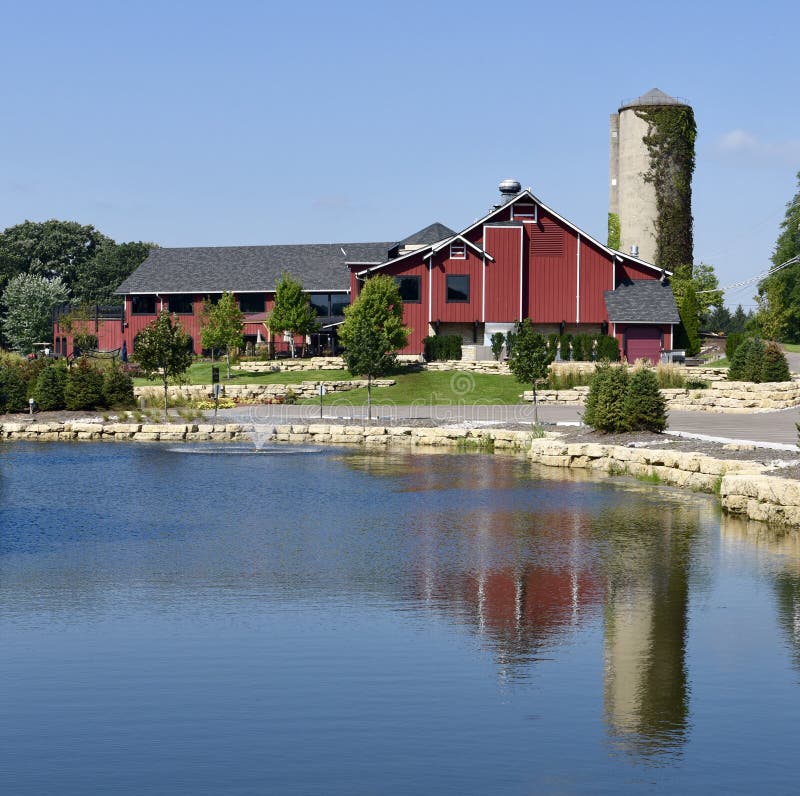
{"left": 508, "top": 318, "right": 554, "bottom": 426}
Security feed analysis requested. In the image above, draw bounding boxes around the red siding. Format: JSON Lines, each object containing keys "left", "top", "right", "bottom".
{"left": 528, "top": 213, "right": 577, "bottom": 323}
{"left": 616, "top": 259, "right": 660, "bottom": 283}
{"left": 429, "top": 248, "right": 483, "bottom": 324}
{"left": 578, "top": 237, "right": 613, "bottom": 323}
{"left": 484, "top": 225, "right": 522, "bottom": 322}
{"left": 373, "top": 257, "right": 430, "bottom": 355}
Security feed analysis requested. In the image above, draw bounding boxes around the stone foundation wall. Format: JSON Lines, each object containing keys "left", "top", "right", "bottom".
{"left": 133, "top": 379, "right": 395, "bottom": 403}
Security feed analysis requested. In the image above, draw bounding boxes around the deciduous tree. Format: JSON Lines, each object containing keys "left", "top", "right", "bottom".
{"left": 133, "top": 311, "right": 194, "bottom": 414}
{"left": 266, "top": 273, "right": 318, "bottom": 357}
{"left": 1, "top": 272, "right": 69, "bottom": 353}
{"left": 339, "top": 275, "right": 408, "bottom": 420}
{"left": 507, "top": 318, "right": 554, "bottom": 426}
{"left": 201, "top": 292, "right": 244, "bottom": 378}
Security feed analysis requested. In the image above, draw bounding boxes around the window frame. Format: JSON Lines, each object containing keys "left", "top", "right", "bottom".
{"left": 394, "top": 275, "right": 421, "bottom": 304}
{"left": 511, "top": 203, "right": 537, "bottom": 221}
{"left": 446, "top": 274, "right": 470, "bottom": 304}
{"left": 449, "top": 241, "right": 467, "bottom": 259}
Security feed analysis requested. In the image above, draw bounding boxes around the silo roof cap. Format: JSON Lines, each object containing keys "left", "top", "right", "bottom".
{"left": 619, "top": 88, "right": 690, "bottom": 111}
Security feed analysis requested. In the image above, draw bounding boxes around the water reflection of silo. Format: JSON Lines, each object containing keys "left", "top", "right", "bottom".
{"left": 602, "top": 503, "right": 695, "bottom": 756}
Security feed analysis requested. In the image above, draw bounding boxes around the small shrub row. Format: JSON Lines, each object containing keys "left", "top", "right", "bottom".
{"left": 728, "top": 338, "right": 790, "bottom": 383}
{"left": 0, "top": 354, "right": 135, "bottom": 413}
{"left": 423, "top": 335, "right": 463, "bottom": 362}
{"left": 583, "top": 364, "right": 667, "bottom": 433}
{"left": 557, "top": 334, "right": 620, "bottom": 362}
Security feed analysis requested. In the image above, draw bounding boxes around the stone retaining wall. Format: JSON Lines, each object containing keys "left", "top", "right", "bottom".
{"left": 134, "top": 379, "right": 395, "bottom": 403}
{"left": 4, "top": 420, "right": 800, "bottom": 529}
{"left": 522, "top": 381, "right": 800, "bottom": 411}
{"left": 237, "top": 357, "right": 347, "bottom": 372}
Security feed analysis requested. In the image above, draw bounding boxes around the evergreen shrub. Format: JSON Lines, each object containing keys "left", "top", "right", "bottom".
{"left": 0, "top": 358, "right": 30, "bottom": 413}
{"left": 32, "top": 362, "right": 68, "bottom": 410}
{"left": 64, "top": 358, "right": 105, "bottom": 410}
{"left": 729, "top": 337, "right": 765, "bottom": 382}
{"left": 623, "top": 368, "right": 668, "bottom": 432}
{"left": 102, "top": 365, "right": 135, "bottom": 407}
{"left": 422, "top": 335, "right": 462, "bottom": 362}
{"left": 761, "top": 342, "right": 791, "bottom": 383}
{"left": 725, "top": 333, "right": 745, "bottom": 360}
{"left": 595, "top": 334, "right": 620, "bottom": 362}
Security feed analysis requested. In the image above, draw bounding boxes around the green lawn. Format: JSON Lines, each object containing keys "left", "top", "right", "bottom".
{"left": 781, "top": 343, "right": 800, "bottom": 353}
{"left": 133, "top": 361, "right": 531, "bottom": 405}
{"left": 307, "top": 369, "right": 528, "bottom": 406}
{"left": 133, "top": 362, "right": 350, "bottom": 387}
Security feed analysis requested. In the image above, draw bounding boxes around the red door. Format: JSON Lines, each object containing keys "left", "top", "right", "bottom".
{"left": 625, "top": 326, "right": 661, "bottom": 365}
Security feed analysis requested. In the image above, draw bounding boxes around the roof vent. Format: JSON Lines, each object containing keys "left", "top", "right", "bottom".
{"left": 630, "top": 244, "right": 639, "bottom": 257}
{"left": 498, "top": 179, "right": 521, "bottom": 204}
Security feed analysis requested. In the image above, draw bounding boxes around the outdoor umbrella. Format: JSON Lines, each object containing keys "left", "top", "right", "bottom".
{"left": 121, "top": 340, "right": 128, "bottom": 363}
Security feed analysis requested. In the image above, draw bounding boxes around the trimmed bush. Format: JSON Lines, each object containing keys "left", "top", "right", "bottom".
{"left": 624, "top": 368, "right": 668, "bottom": 432}
{"left": 584, "top": 364, "right": 630, "bottom": 432}
{"left": 0, "top": 359, "right": 30, "bottom": 413}
{"left": 725, "top": 332, "right": 745, "bottom": 360}
{"left": 102, "top": 365, "right": 135, "bottom": 407}
{"left": 32, "top": 362, "right": 68, "bottom": 410}
{"left": 595, "top": 334, "right": 620, "bottom": 362}
{"left": 423, "top": 334, "right": 462, "bottom": 362}
{"left": 729, "top": 337, "right": 765, "bottom": 382}
{"left": 490, "top": 332, "right": 505, "bottom": 361}
{"left": 571, "top": 333, "right": 593, "bottom": 362}
{"left": 558, "top": 334, "right": 572, "bottom": 361}
{"left": 64, "top": 358, "right": 105, "bottom": 410}
{"left": 761, "top": 342, "right": 791, "bottom": 383}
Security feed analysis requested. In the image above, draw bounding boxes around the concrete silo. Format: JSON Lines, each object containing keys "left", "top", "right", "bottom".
{"left": 609, "top": 88, "right": 695, "bottom": 270}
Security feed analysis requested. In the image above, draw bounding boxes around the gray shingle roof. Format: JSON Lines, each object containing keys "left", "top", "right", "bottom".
{"left": 115, "top": 242, "right": 393, "bottom": 295}
{"left": 392, "top": 222, "right": 455, "bottom": 249}
{"left": 604, "top": 279, "right": 680, "bottom": 324}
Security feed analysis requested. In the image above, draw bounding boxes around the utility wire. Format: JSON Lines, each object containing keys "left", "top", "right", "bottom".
{"left": 696, "top": 255, "right": 800, "bottom": 294}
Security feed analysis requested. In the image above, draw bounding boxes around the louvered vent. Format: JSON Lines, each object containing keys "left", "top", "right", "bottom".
{"left": 532, "top": 221, "right": 565, "bottom": 257}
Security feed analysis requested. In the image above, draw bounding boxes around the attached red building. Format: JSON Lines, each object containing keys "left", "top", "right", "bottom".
{"left": 53, "top": 181, "right": 679, "bottom": 364}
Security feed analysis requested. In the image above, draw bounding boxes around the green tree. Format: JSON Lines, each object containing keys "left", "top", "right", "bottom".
{"left": 266, "top": 273, "right": 318, "bottom": 357}
{"left": 133, "top": 311, "right": 194, "bottom": 414}
{"left": 756, "top": 171, "right": 800, "bottom": 341}
{"left": 0, "top": 219, "right": 110, "bottom": 295}
{"left": 761, "top": 342, "right": 791, "bottom": 383}
{"left": 1, "top": 272, "right": 69, "bottom": 353}
{"left": 200, "top": 292, "right": 244, "bottom": 378}
{"left": 64, "top": 357, "right": 105, "bottom": 410}
{"left": 623, "top": 368, "right": 668, "bottom": 432}
{"left": 583, "top": 364, "right": 630, "bottom": 433}
{"left": 728, "top": 337, "right": 765, "bottom": 382}
{"left": 0, "top": 355, "right": 30, "bottom": 413}
{"left": 671, "top": 262, "right": 723, "bottom": 326}
{"left": 674, "top": 283, "right": 701, "bottom": 356}
{"left": 32, "top": 361, "right": 68, "bottom": 410}
{"left": 339, "top": 275, "right": 409, "bottom": 420}
{"left": 507, "top": 318, "right": 554, "bottom": 426}
{"left": 73, "top": 240, "right": 154, "bottom": 305}
{"left": 490, "top": 332, "right": 505, "bottom": 361}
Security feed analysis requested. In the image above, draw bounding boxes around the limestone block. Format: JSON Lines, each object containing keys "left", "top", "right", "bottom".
{"left": 133, "top": 432, "right": 160, "bottom": 441}
{"left": 329, "top": 434, "right": 354, "bottom": 444}
{"left": 307, "top": 424, "right": 331, "bottom": 435}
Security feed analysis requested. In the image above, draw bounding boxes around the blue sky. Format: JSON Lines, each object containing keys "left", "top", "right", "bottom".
{"left": 2, "top": 0, "right": 798, "bottom": 308}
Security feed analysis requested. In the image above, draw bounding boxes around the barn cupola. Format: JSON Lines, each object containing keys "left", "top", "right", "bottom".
{"left": 496, "top": 179, "right": 522, "bottom": 207}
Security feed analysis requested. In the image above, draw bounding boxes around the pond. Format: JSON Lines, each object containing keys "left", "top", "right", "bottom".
{"left": 1, "top": 442, "right": 800, "bottom": 794}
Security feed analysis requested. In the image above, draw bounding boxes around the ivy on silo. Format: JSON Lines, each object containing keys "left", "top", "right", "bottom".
{"left": 607, "top": 213, "right": 621, "bottom": 250}
{"left": 636, "top": 106, "right": 696, "bottom": 271}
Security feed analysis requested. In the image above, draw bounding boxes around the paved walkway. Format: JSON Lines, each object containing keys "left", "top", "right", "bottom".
{"left": 220, "top": 402, "right": 800, "bottom": 448}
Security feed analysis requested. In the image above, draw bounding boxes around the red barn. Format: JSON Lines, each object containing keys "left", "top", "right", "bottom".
{"left": 53, "top": 180, "right": 679, "bottom": 365}
{"left": 351, "top": 181, "right": 679, "bottom": 363}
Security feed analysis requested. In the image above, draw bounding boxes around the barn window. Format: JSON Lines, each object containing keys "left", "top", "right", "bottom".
{"left": 394, "top": 276, "right": 421, "bottom": 303}
{"left": 131, "top": 295, "right": 156, "bottom": 314}
{"left": 168, "top": 294, "right": 194, "bottom": 314}
{"left": 330, "top": 294, "right": 350, "bottom": 315}
{"left": 309, "top": 293, "right": 331, "bottom": 316}
{"left": 449, "top": 242, "right": 467, "bottom": 259}
{"left": 239, "top": 293, "right": 266, "bottom": 314}
{"left": 512, "top": 203, "right": 537, "bottom": 221}
{"left": 446, "top": 275, "right": 470, "bottom": 303}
